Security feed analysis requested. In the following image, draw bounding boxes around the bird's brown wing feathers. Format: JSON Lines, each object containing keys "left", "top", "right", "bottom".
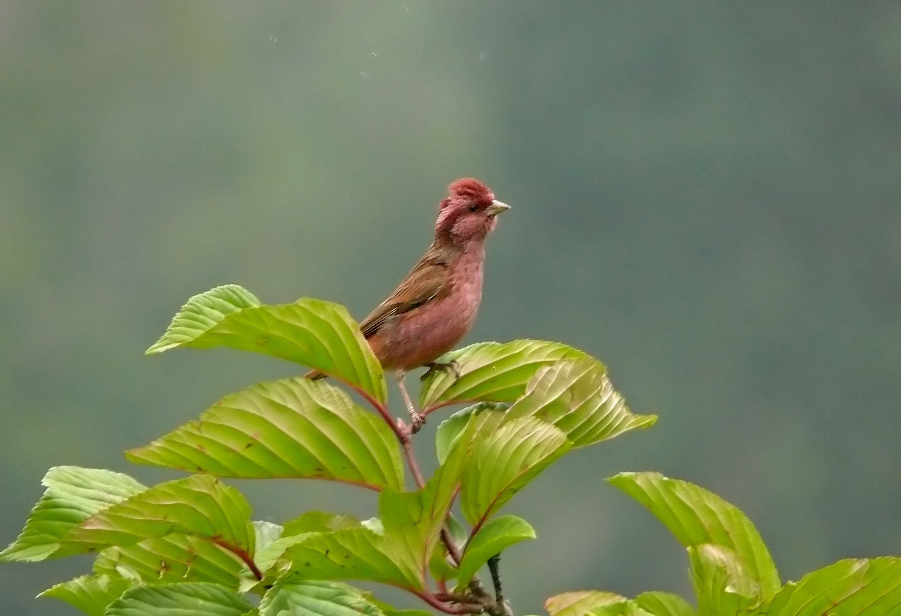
{"left": 359, "top": 252, "right": 450, "bottom": 339}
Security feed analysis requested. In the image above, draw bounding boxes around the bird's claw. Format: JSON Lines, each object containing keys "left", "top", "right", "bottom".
{"left": 409, "top": 411, "right": 426, "bottom": 434}
{"left": 421, "top": 360, "right": 462, "bottom": 381}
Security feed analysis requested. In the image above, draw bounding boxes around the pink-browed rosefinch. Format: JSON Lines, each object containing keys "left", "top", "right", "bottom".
{"left": 316, "top": 178, "right": 509, "bottom": 432}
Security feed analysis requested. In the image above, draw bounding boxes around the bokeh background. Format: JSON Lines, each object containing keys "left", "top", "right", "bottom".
{"left": 2, "top": 2, "right": 900, "bottom": 614}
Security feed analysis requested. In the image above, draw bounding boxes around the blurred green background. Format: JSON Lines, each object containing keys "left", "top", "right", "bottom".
{"left": 2, "top": 2, "right": 900, "bottom": 614}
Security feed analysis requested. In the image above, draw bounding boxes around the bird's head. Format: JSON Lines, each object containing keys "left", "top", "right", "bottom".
{"left": 434, "top": 178, "right": 510, "bottom": 245}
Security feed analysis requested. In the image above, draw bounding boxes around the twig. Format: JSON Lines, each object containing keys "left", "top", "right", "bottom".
{"left": 487, "top": 555, "right": 512, "bottom": 616}
{"left": 402, "top": 434, "right": 426, "bottom": 488}
{"left": 414, "top": 590, "right": 485, "bottom": 614}
{"left": 487, "top": 555, "right": 503, "bottom": 603}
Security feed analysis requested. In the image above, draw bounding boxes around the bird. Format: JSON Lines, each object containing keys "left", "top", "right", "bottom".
{"left": 315, "top": 178, "right": 510, "bottom": 433}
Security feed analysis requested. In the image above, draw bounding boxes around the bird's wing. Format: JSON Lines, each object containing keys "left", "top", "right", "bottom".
{"left": 359, "top": 254, "right": 450, "bottom": 339}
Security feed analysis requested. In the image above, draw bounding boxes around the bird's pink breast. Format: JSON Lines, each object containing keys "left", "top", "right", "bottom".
{"left": 370, "top": 246, "right": 484, "bottom": 372}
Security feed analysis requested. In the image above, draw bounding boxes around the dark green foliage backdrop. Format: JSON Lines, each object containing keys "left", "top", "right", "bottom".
{"left": 1, "top": 2, "right": 899, "bottom": 614}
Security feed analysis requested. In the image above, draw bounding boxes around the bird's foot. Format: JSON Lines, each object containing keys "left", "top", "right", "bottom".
{"left": 421, "top": 359, "right": 462, "bottom": 381}
{"left": 409, "top": 411, "right": 426, "bottom": 434}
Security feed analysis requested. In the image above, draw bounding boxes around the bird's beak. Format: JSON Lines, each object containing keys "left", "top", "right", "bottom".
{"left": 485, "top": 200, "right": 511, "bottom": 216}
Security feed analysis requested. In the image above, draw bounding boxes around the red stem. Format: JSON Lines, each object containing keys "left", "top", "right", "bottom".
{"left": 338, "top": 375, "right": 408, "bottom": 442}
{"left": 413, "top": 591, "right": 485, "bottom": 614}
{"left": 362, "top": 376, "right": 480, "bottom": 612}
{"left": 210, "top": 538, "right": 263, "bottom": 581}
{"left": 403, "top": 436, "right": 426, "bottom": 488}
{"left": 441, "top": 527, "right": 463, "bottom": 565}
{"left": 357, "top": 384, "right": 405, "bottom": 438}
{"left": 468, "top": 501, "right": 499, "bottom": 543}
{"left": 421, "top": 398, "right": 467, "bottom": 418}
{"left": 354, "top": 372, "right": 422, "bottom": 488}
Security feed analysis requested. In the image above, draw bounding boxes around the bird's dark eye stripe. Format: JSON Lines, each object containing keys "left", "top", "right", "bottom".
{"left": 469, "top": 205, "right": 479, "bottom": 212}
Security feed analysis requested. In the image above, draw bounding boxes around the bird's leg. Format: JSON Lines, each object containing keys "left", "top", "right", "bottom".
{"left": 395, "top": 372, "right": 425, "bottom": 434}
{"left": 420, "top": 359, "right": 462, "bottom": 381}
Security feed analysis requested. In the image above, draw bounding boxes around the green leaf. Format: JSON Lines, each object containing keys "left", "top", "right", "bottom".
{"left": 148, "top": 288, "right": 385, "bottom": 403}
{"left": 278, "top": 525, "right": 421, "bottom": 590}
{"left": 461, "top": 417, "right": 571, "bottom": 527}
{"left": 39, "top": 574, "right": 137, "bottom": 616}
{"left": 62, "top": 474, "right": 254, "bottom": 557}
{"left": 146, "top": 285, "right": 261, "bottom": 353}
{"left": 609, "top": 472, "right": 780, "bottom": 601}
{"left": 379, "top": 487, "right": 447, "bottom": 589}
{"left": 761, "top": 557, "right": 901, "bottom": 616}
{"left": 375, "top": 483, "right": 453, "bottom": 590}
{"left": 279, "top": 485, "right": 449, "bottom": 590}
{"left": 106, "top": 582, "right": 254, "bottom": 616}
{"left": 253, "top": 521, "right": 284, "bottom": 554}
{"left": 253, "top": 513, "right": 364, "bottom": 576}
{"left": 590, "top": 603, "right": 655, "bottom": 616}
{"left": 545, "top": 591, "right": 628, "bottom": 616}
{"left": 277, "top": 421, "right": 477, "bottom": 591}
{"left": 424, "top": 415, "right": 488, "bottom": 585}
{"left": 383, "top": 610, "right": 433, "bottom": 616}
{"left": 247, "top": 521, "right": 285, "bottom": 588}
{"left": 126, "top": 377, "right": 404, "bottom": 491}
{"left": 632, "top": 592, "right": 697, "bottom": 616}
{"left": 689, "top": 544, "right": 758, "bottom": 615}
{"left": 357, "top": 595, "right": 427, "bottom": 616}
{"left": 0, "top": 466, "right": 145, "bottom": 561}
{"left": 505, "top": 358, "right": 656, "bottom": 447}
{"left": 588, "top": 605, "right": 653, "bottom": 616}
{"left": 457, "top": 515, "right": 535, "bottom": 584}
{"left": 93, "top": 534, "right": 246, "bottom": 587}
{"left": 546, "top": 591, "right": 696, "bottom": 616}
{"left": 259, "top": 578, "right": 385, "bottom": 616}
{"left": 435, "top": 402, "right": 508, "bottom": 464}
{"left": 420, "top": 340, "right": 589, "bottom": 410}
{"left": 283, "top": 512, "right": 364, "bottom": 536}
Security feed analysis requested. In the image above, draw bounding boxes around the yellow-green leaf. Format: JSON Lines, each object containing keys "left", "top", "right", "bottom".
{"left": 127, "top": 377, "right": 403, "bottom": 491}
{"left": 148, "top": 286, "right": 385, "bottom": 403}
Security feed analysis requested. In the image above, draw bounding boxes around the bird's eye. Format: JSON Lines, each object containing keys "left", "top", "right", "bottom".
{"left": 468, "top": 205, "right": 479, "bottom": 213}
